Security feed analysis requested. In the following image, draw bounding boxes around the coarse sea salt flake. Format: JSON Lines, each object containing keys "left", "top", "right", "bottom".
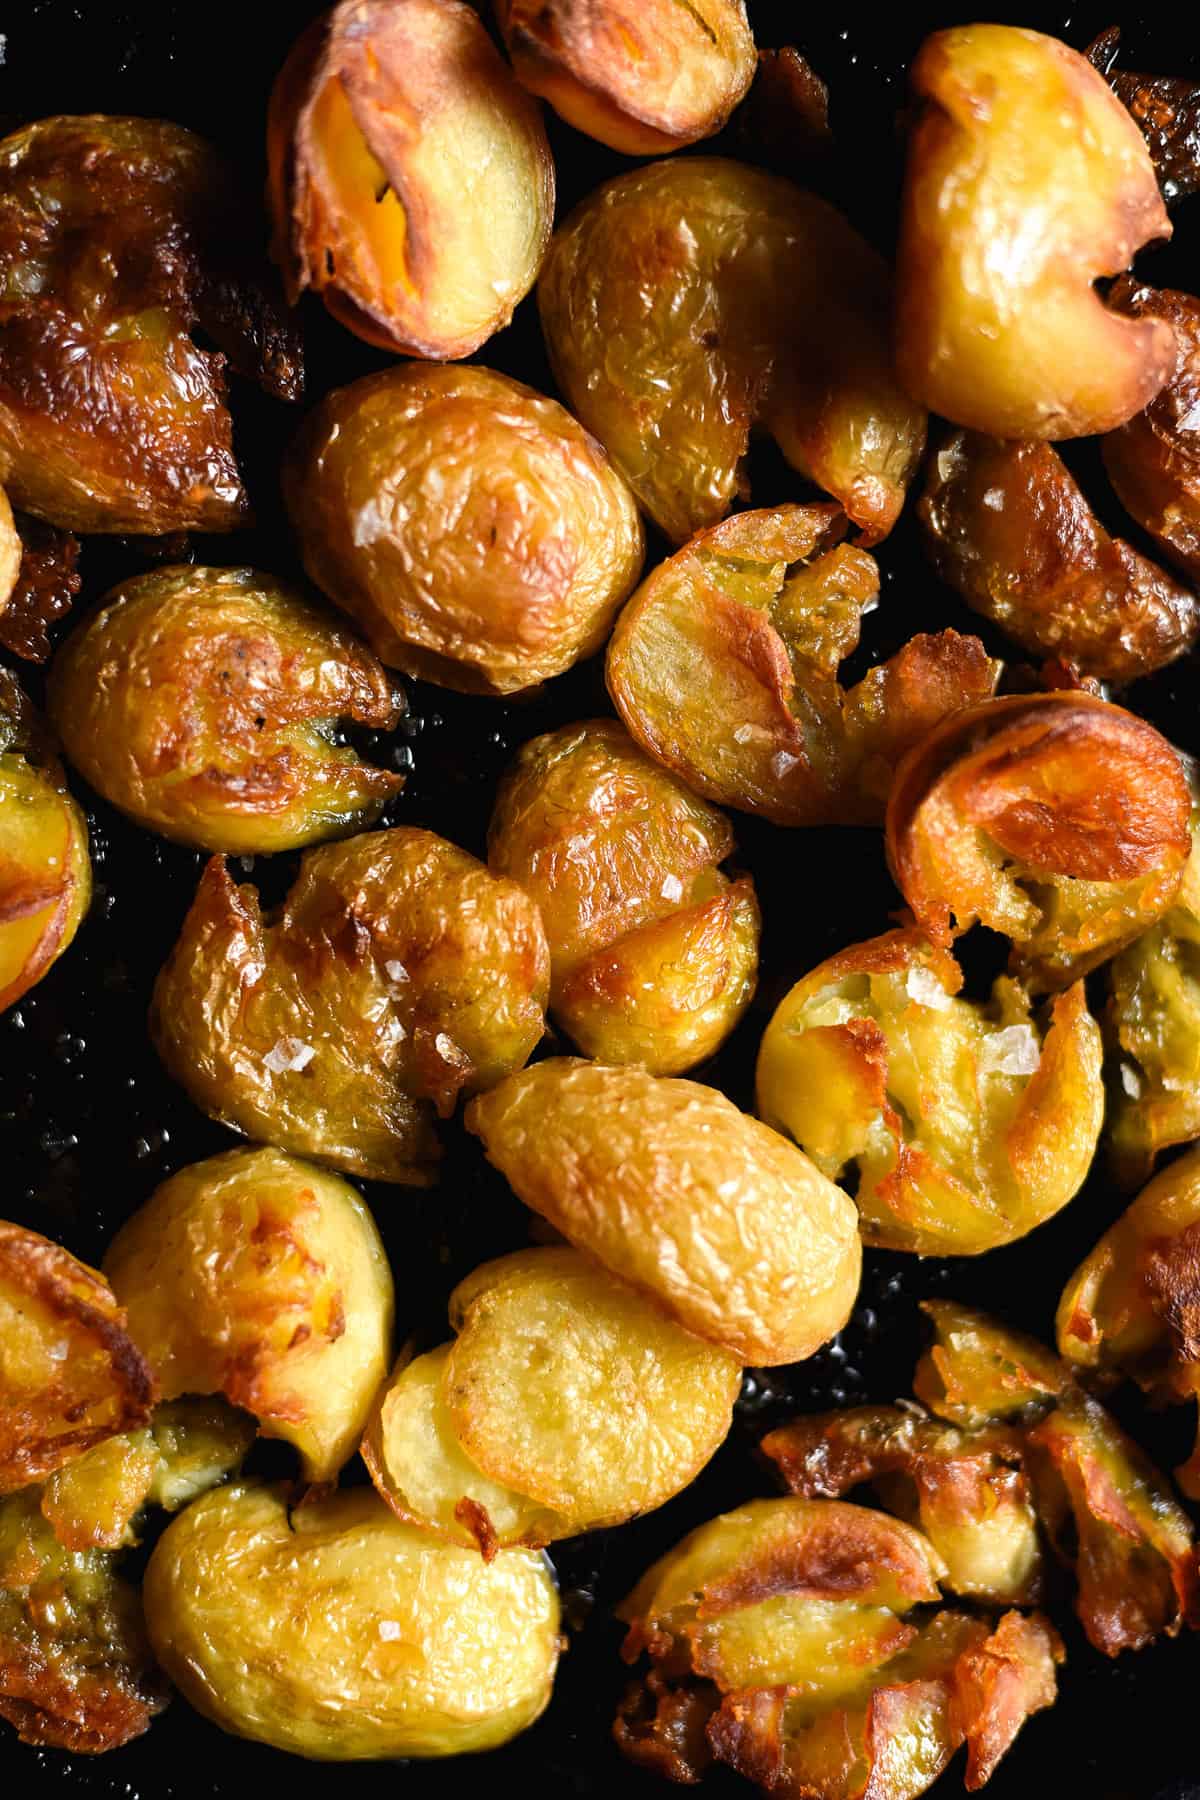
{"left": 1120, "top": 1062, "right": 1143, "bottom": 1099}
{"left": 384, "top": 960, "right": 409, "bottom": 984}
{"left": 906, "top": 965, "right": 952, "bottom": 1011}
{"left": 263, "top": 1036, "right": 315, "bottom": 1074}
{"left": 378, "top": 1620, "right": 402, "bottom": 1641}
{"left": 979, "top": 1024, "right": 1040, "bottom": 1078}
{"left": 661, "top": 874, "right": 683, "bottom": 903}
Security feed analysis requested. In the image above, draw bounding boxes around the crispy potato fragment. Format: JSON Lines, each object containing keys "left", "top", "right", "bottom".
{"left": 539, "top": 158, "right": 926, "bottom": 547}
{"left": 268, "top": 0, "right": 553, "bottom": 359}
{"left": 1102, "top": 283, "right": 1200, "bottom": 586}
{"left": 1089, "top": 29, "right": 1200, "bottom": 205}
{"left": 150, "top": 830, "right": 549, "bottom": 1184}
{"left": 896, "top": 25, "right": 1173, "bottom": 440}
{"left": 467, "top": 1058, "right": 861, "bottom": 1367}
{"left": 0, "top": 511, "right": 81, "bottom": 664}
{"left": 913, "top": 1301, "right": 1068, "bottom": 1431}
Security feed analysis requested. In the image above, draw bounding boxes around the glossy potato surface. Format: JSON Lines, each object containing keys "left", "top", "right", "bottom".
{"left": 1102, "top": 283, "right": 1200, "bottom": 584}
{"left": 0, "top": 487, "right": 19, "bottom": 611}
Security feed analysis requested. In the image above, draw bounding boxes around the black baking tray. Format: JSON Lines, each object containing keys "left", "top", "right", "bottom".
{"left": 2, "top": 2, "right": 1199, "bottom": 1795}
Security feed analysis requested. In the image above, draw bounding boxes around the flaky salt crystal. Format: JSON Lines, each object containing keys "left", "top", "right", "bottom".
{"left": 979, "top": 1024, "right": 1040, "bottom": 1078}
{"left": 263, "top": 1036, "right": 315, "bottom": 1074}
{"left": 906, "top": 965, "right": 953, "bottom": 1011}
{"left": 1120, "top": 1062, "right": 1143, "bottom": 1099}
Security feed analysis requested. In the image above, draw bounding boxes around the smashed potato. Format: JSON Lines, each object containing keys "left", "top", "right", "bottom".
{"left": 467, "top": 1057, "right": 861, "bottom": 1366}
{"left": 267, "top": 0, "right": 553, "bottom": 359}
{"left": 607, "top": 505, "right": 999, "bottom": 827}
{"left": 283, "top": 363, "right": 644, "bottom": 695}
{"left": 539, "top": 157, "right": 926, "bottom": 546}
{"left": 913, "top": 1301, "right": 1068, "bottom": 1431}
{"left": 104, "top": 1147, "right": 392, "bottom": 1482}
{"left": 144, "top": 1482, "right": 560, "bottom": 1759}
{"left": 488, "top": 720, "right": 759, "bottom": 1072}
{"left": 756, "top": 929, "right": 1104, "bottom": 1257}
{"left": 151, "top": 830, "right": 549, "bottom": 1184}
{"left": 896, "top": 25, "right": 1173, "bottom": 440}
{"left": 1102, "top": 284, "right": 1200, "bottom": 585}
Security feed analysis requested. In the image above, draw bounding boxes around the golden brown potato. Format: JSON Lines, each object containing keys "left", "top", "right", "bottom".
{"left": 267, "top": 0, "right": 553, "bottom": 359}
{"left": 143, "top": 1482, "right": 560, "bottom": 1759}
{"left": 886, "top": 694, "right": 1193, "bottom": 990}
{"left": 0, "top": 487, "right": 19, "bottom": 613}
{"left": 0, "top": 115, "right": 301, "bottom": 534}
{"left": 920, "top": 430, "right": 1198, "bottom": 683}
{"left": 913, "top": 1301, "right": 1068, "bottom": 1431}
{"left": 150, "top": 831, "right": 549, "bottom": 1185}
{"left": 488, "top": 720, "right": 758, "bottom": 1071}
{"left": 1089, "top": 29, "right": 1200, "bottom": 205}
{"left": 48, "top": 566, "right": 404, "bottom": 854}
{"left": 1102, "top": 284, "right": 1200, "bottom": 584}
{"left": 539, "top": 158, "right": 926, "bottom": 546}
{"left": 896, "top": 25, "right": 1173, "bottom": 440}
{"left": 104, "top": 1147, "right": 392, "bottom": 1482}
{"left": 756, "top": 928, "right": 1104, "bottom": 1257}
{"left": 466, "top": 1057, "right": 861, "bottom": 1366}
{"left": 496, "top": 0, "right": 755, "bottom": 154}
{"left": 607, "top": 505, "right": 999, "bottom": 827}
{"left": 283, "top": 363, "right": 644, "bottom": 695}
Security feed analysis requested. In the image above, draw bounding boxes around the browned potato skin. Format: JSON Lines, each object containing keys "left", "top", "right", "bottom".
{"left": 539, "top": 157, "right": 926, "bottom": 547}
{"left": 920, "top": 430, "right": 1199, "bottom": 683}
{"left": 495, "top": 0, "right": 755, "bottom": 155}
{"left": 151, "top": 830, "right": 549, "bottom": 1185}
{"left": 896, "top": 26, "right": 1174, "bottom": 440}
{"left": 284, "top": 364, "right": 644, "bottom": 696}
{"left": 0, "top": 488, "right": 19, "bottom": 614}
{"left": 0, "top": 511, "right": 82, "bottom": 664}
{"left": 1089, "top": 29, "right": 1200, "bottom": 205}
{"left": 1102, "top": 284, "right": 1200, "bottom": 585}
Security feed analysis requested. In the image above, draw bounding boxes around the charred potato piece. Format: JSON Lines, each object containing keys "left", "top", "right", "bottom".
{"left": 104, "top": 1147, "right": 392, "bottom": 1482}
{"left": 284, "top": 363, "right": 644, "bottom": 695}
{"left": 607, "top": 505, "right": 999, "bottom": 827}
{"left": 467, "top": 1057, "right": 861, "bottom": 1366}
{"left": 488, "top": 720, "right": 759, "bottom": 1072}
{"left": 539, "top": 158, "right": 926, "bottom": 547}
{"left": 1102, "top": 284, "right": 1200, "bottom": 585}
{"left": 1090, "top": 29, "right": 1200, "bottom": 205}
{"left": 144, "top": 1482, "right": 560, "bottom": 1759}
{"left": 896, "top": 26, "right": 1173, "bottom": 440}
{"left": 150, "top": 830, "right": 549, "bottom": 1184}
{"left": 914, "top": 1301, "right": 1068, "bottom": 1431}
{"left": 496, "top": 0, "right": 755, "bottom": 154}
{"left": 756, "top": 929, "right": 1104, "bottom": 1257}
{"left": 48, "top": 566, "right": 404, "bottom": 854}
{"left": 268, "top": 0, "right": 553, "bottom": 359}
{"left": 886, "top": 694, "right": 1193, "bottom": 990}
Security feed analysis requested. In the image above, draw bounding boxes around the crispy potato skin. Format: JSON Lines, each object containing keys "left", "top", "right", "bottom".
{"left": 921, "top": 431, "right": 1198, "bottom": 683}
{"left": 1, "top": 511, "right": 82, "bottom": 663}
{"left": 268, "top": 0, "right": 553, "bottom": 359}
{"left": 284, "top": 364, "right": 644, "bottom": 695}
{"left": 466, "top": 1057, "right": 861, "bottom": 1366}
{"left": 886, "top": 694, "right": 1193, "bottom": 989}
{"left": 539, "top": 158, "right": 926, "bottom": 546}
{"left": 48, "top": 566, "right": 403, "bottom": 854}
{"left": 896, "top": 26, "right": 1173, "bottom": 440}
{"left": 143, "top": 1482, "right": 560, "bottom": 1759}
{"left": 495, "top": 0, "right": 755, "bottom": 154}
{"left": 1091, "top": 31, "right": 1200, "bottom": 205}
{"left": 1102, "top": 284, "right": 1200, "bottom": 585}
{"left": 104, "top": 1147, "right": 393, "bottom": 1483}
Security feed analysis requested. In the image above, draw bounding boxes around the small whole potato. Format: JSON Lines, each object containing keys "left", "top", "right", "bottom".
{"left": 48, "top": 566, "right": 404, "bottom": 854}
{"left": 104, "top": 1147, "right": 393, "bottom": 1484}
{"left": 1102, "top": 283, "right": 1200, "bottom": 584}
{"left": 143, "top": 1482, "right": 560, "bottom": 1760}
{"left": 284, "top": 364, "right": 644, "bottom": 695}
{"left": 268, "top": 0, "right": 553, "bottom": 359}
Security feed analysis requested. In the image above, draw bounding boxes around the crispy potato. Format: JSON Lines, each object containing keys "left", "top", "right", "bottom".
{"left": 1102, "top": 284, "right": 1200, "bottom": 585}
{"left": 48, "top": 566, "right": 404, "bottom": 854}
{"left": 143, "top": 1482, "right": 560, "bottom": 1759}
{"left": 466, "top": 1057, "right": 861, "bottom": 1366}
{"left": 920, "top": 430, "right": 1198, "bottom": 683}
{"left": 1090, "top": 29, "right": 1200, "bottom": 205}
{"left": 283, "top": 363, "right": 644, "bottom": 696}
{"left": 886, "top": 694, "right": 1193, "bottom": 990}
{"left": 756, "top": 929, "right": 1104, "bottom": 1257}
{"left": 489, "top": 720, "right": 758, "bottom": 1071}
{"left": 0, "top": 511, "right": 81, "bottom": 663}
{"left": 150, "top": 830, "right": 549, "bottom": 1184}
{"left": 896, "top": 25, "right": 1173, "bottom": 440}
{"left": 495, "top": 0, "right": 755, "bottom": 154}
{"left": 914, "top": 1301, "right": 1068, "bottom": 1431}
{"left": 607, "top": 505, "right": 999, "bottom": 827}
{"left": 104, "top": 1148, "right": 392, "bottom": 1482}
{"left": 268, "top": 0, "right": 553, "bottom": 359}
{"left": 0, "top": 115, "right": 301, "bottom": 534}
{"left": 539, "top": 158, "right": 926, "bottom": 546}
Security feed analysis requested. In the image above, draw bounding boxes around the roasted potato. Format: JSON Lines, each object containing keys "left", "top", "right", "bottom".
{"left": 0, "top": 486, "right": 19, "bottom": 611}
{"left": 1090, "top": 29, "right": 1200, "bottom": 205}
{"left": 756, "top": 929, "right": 1104, "bottom": 1257}
{"left": 0, "top": 115, "right": 301, "bottom": 534}
{"left": 150, "top": 830, "right": 549, "bottom": 1184}
{"left": 283, "top": 363, "right": 644, "bottom": 695}
{"left": 104, "top": 1147, "right": 392, "bottom": 1482}
{"left": 913, "top": 1300, "right": 1068, "bottom": 1431}
{"left": 1102, "top": 284, "right": 1200, "bottom": 585}
{"left": 488, "top": 720, "right": 759, "bottom": 1071}
{"left": 886, "top": 694, "right": 1193, "bottom": 990}
{"left": 143, "top": 1482, "right": 560, "bottom": 1759}
{"left": 466, "top": 1057, "right": 861, "bottom": 1366}
{"left": 896, "top": 26, "right": 1173, "bottom": 440}
{"left": 539, "top": 158, "right": 926, "bottom": 547}
{"left": 920, "top": 431, "right": 1198, "bottom": 684}
{"left": 607, "top": 505, "right": 999, "bottom": 827}
{"left": 0, "top": 510, "right": 82, "bottom": 663}
{"left": 267, "top": 0, "right": 553, "bottom": 359}
{"left": 495, "top": 0, "right": 755, "bottom": 154}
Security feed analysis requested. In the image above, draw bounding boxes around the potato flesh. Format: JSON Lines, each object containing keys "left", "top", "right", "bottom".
{"left": 0, "top": 486, "right": 19, "bottom": 610}
{"left": 913, "top": 1301, "right": 1068, "bottom": 1431}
